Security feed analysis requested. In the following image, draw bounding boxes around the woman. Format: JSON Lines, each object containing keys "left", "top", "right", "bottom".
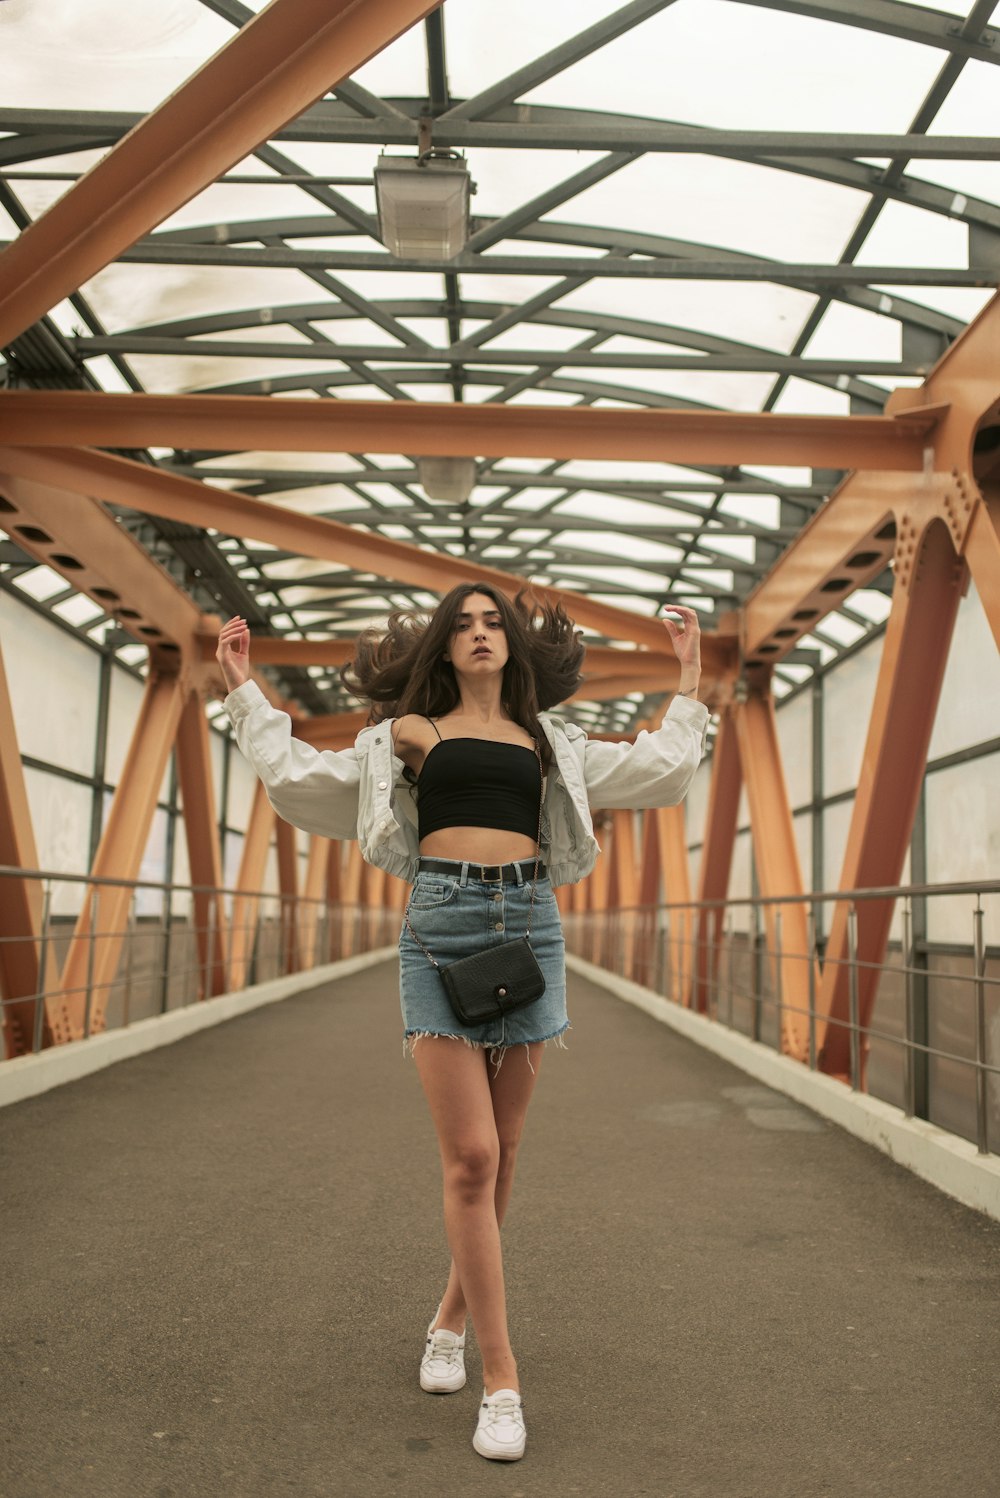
{"left": 217, "top": 584, "right": 707, "bottom": 1462}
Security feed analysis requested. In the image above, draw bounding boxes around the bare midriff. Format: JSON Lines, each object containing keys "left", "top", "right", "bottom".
{"left": 418, "top": 827, "right": 539, "bottom": 864}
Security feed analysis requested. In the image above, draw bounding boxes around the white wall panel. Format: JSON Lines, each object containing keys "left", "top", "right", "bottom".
{"left": 104, "top": 668, "right": 172, "bottom": 805}
{"left": 822, "top": 798, "right": 854, "bottom": 896}
{"left": 223, "top": 830, "right": 244, "bottom": 891}
{"left": 209, "top": 723, "right": 226, "bottom": 800}
{"left": 135, "top": 807, "right": 169, "bottom": 917}
{"left": 928, "top": 582, "right": 1000, "bottom": 762}
{"left": 793, "top": 811, "right": 811, "bottom": 891}
{"left": 775, "top": 689, "right": 812, "bottom": 809}
{"left": 171, "top": 833, "right": 191, "bottom": 915}
{"left": 925, "top": 756, "right": 1000, "bottom": 944}
{"left": 23, "top": 766, "right": 92, "bottom": 916}
{"left": 822, "top": 637, "right": 881, "bottom": 798}
{"left": 226, "top": 750, "right": 259, "bottom": 835}
{"left": 729, "top": 827, "right": 753, "bottom": 932}
{"left": 0, "top": 592, "right": 100, "bottom": 778}
{"left": 685, "top": 754, "right": 713, "bottom": 848}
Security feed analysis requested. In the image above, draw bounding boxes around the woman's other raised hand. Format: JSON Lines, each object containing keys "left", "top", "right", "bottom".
{"left": 216, "top": 615, "right": 252, "bottom": 694}
{"left": 660, "top": 603, "right": 702, "bottom": 698}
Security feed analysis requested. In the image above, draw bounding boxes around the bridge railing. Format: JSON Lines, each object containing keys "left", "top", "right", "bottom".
{"left": 564, "top": 879, "right": 1000, "bottom": 1158}
{"left": 0, "top": 864, "right": 398, "bottom": 1058}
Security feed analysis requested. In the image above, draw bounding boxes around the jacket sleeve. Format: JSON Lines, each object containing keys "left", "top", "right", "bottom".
{"left": 224, "top": 681, "right": 361, "bottom": 840}
{"left": 581, "top": 695, "right": 710, "bottom": 809}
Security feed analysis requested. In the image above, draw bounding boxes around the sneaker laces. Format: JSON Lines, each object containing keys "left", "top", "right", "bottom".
{"left": 483, "top": 1393, "right": 522, "bottom": 1426}
{"left": 425, "top": 1331, "right": 463, "bottom": 1367}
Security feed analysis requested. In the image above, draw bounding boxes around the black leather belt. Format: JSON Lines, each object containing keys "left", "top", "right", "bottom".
{"left": 417, "top": 857, "right": 546, "bottom": 884}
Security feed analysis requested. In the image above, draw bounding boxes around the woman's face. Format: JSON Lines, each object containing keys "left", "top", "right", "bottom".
{"left": 447, "top": 592, "right": 510, "bottom": 678}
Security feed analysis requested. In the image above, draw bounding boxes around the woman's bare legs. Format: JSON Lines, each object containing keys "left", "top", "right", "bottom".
{"left": 413, "top": 1040, "right": 543, "bottom": 1395}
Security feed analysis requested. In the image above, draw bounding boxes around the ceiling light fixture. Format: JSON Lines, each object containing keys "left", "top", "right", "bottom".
{"left": 418, "top": 457, "right": 477, "bottom": 503}
{"left": 375, "top": 148, "right": 473, "bottom": 261}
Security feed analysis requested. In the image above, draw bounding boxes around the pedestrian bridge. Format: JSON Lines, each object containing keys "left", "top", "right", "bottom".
{"left": 4, "top": 952, "right": 998, "bottom": 1498}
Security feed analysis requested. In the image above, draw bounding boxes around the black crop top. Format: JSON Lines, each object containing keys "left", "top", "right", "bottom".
{"left": 417, "top": 725, "right": 541, "bottom": 841}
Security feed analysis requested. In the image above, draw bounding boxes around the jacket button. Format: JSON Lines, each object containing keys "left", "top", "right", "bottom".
{"left": 495, "top": 922, "right": 504, "bottom": 932}
{"left": 375, "top": 736, "right": 382, "bottom": 744}
{"left": 378, "top": 780, "right": 388, "bottom": 791}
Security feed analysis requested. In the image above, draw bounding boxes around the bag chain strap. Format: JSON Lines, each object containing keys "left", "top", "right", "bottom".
{"left": 405, "top": 741, "right": 545, "bottom": 969}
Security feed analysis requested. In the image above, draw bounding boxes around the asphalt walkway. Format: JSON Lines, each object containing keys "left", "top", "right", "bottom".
{"left": 3, "top": 959, "right": 999, "bottom": 1498}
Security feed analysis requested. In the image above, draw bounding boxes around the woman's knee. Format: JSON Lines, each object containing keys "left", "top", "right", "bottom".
{"left": 444, "top": 1136, "right": 500, "bottom": 1199}
{"left": 496, "top": 1131, "right": 522, "bottom": 1181}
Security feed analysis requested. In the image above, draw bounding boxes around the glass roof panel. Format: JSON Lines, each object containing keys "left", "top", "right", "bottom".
{"left": 521, "top": 3, "right": 946, "bottom": 130}
{"left": 2, "top": 0, "right": 998, "bottom": 730}
{"left": 0, "top": 1, "right": 232, "bottom": 113}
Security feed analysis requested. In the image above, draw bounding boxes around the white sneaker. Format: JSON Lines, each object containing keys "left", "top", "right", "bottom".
{"left": 473, "top": 1388, "right": 526, "bottom": 1461}
{"left": 419, "top": 1318, "right": 466, "bottom": 1393}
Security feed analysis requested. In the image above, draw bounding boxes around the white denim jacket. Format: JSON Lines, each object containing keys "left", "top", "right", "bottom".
{"left": 225, "top": 680, "right": 709, "bottom": 887}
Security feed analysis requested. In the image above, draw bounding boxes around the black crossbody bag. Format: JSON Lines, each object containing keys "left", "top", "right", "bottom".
{"left": 403, "top": 744, "right": 546, "bottom": 1026}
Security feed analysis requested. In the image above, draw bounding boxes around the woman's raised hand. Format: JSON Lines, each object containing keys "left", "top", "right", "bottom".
{"left": 216, "top": 615, "right": 252, "bottom": 694}
{"left": 661, "top": 603, "right": 702, "bottom": 697}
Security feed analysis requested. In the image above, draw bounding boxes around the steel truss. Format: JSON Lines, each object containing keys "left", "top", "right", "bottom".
{"left": 0, "top": 0, "right": 997, "bottom": 1091}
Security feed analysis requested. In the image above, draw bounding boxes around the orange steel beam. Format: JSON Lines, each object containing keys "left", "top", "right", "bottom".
{"left": 0, "top": 638, "right": 45, "bottom": 1057}
{"left": 196, "top": 629, "right": 724, "bottom": 703}
{"left": 0, "top": 463, "right": 207, "bottom": 676}
{"left": 341, "top": 841, "right": 364, "bottom": 958}
{"left": 55, "top": 671, "right": 186, "bottom": 1041}
{"left": 818, "top": 520, "right": 966, "bottom": 1081}
{"left": 301, "top": 835, "right": 331, "bottom": 968}
{"left": 964, "top": 484, "right": 1000, "bottom": 655}
{"left": 197, "top": 634, "right": 355, "bottom": 669}
{"left": 295, "top": 710, "right": 371, "bottom": 745}
{"left": 732, "top": 689, "right": 811, "bottom": 1060}
{"left": 691, "top": 711, "right": 742, "bottom": 1014}
{"left": 609, "top": 810, "right": 639, "bottom": 978}
{"left": 275, "top": 817, "right": 300, "bottom": 975}
{"left": 0, "top": 445, "right": 742, "bottom": 660}
{"left": 175, "top": 690, "right": 227, "bottom": 1000}
{"left": 745, "top": 290, "right": 1000, "bottom": 663}
{"left": 0, "top": 0, "right": 443, "bottom": 347}
{"left": 229, "top": 780, "right": 275, "bottom": 991}
{"left": 654, "top": 805, "right": 693, "bottom": 1006}
{"left": 327, "top": 843, "right": 345, "bottom": 960}
{"left": 634, "top": 811, "right": 662, "bottom": 988}
{"left": 0, "top": 393, "right": 938, "bottom": 471}
{"left": 0, "top": 461, "right": 299, "bottom": 715}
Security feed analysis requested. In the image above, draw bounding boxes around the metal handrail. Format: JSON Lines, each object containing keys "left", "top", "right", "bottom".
{"left": 0, "top": 865, "right": 397, "bottom": 1061}
{"left": 564, "top": 880, "right": 1000, "bottom": 1159}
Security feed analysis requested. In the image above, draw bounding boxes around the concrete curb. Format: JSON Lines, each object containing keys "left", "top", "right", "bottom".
{"left": 568, "top": 952, "right": 1000, "bottom": 1223}
{"left": 0, "top": 947, "right": 396, "bottom": 1110}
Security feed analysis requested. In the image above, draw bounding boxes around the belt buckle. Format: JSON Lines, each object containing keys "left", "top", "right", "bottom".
{"left": 479, "top": 863, "right": 503, "bottom": 883}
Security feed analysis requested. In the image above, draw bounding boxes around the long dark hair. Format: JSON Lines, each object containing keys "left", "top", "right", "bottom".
{"left": 342, "top": 584, "right": 584, "bottom": 756}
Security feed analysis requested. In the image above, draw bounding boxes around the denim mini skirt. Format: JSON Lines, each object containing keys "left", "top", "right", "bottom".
{"left": 399, "top": 860, "right": 568, "bottom": 1052}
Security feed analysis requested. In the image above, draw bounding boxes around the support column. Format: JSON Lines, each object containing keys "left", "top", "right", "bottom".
{"left": 55, "top": 671, "right": 185, "bottom": 1041}
{"left": 275, "top": 816, "right": 300, "bottom": 975}
{"left": 733, "top": 687, "right": 811, "bottom": 1059}
{"left": 692, "top": 711, "right": 742, "bottom": 1014}
{"left": 175, "top": 690, "right": 227, "bottom": 999}
{"left": 301, "top": 834, "right": 332, "bottom": 968}
{"left": 818, "top": 519, "right": 966, "bottom": 1080}
{"left": 342, "top": 841, "right": 364, "bottom": 958}
{"left": 229, "top": 781, "right": 275, "bottom": 991}
{"left": 589, "top": 817, "right": 613, "bottom": 967}
{"left": 609, "top": 808, "right": 639, "bottom": 979}
{"left": 0, "top": 637, "right": 43, "bottom": 1056}
{"left": 964, "top": 483, "right": 1000, "bottom": 653}
{"left": 656, "top": 804, "right": 693, "bottom": 1006}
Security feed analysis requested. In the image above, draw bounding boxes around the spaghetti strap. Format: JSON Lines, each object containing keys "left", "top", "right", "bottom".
{"left": 424, "top": 716, "right": 443, "bottom": 741}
